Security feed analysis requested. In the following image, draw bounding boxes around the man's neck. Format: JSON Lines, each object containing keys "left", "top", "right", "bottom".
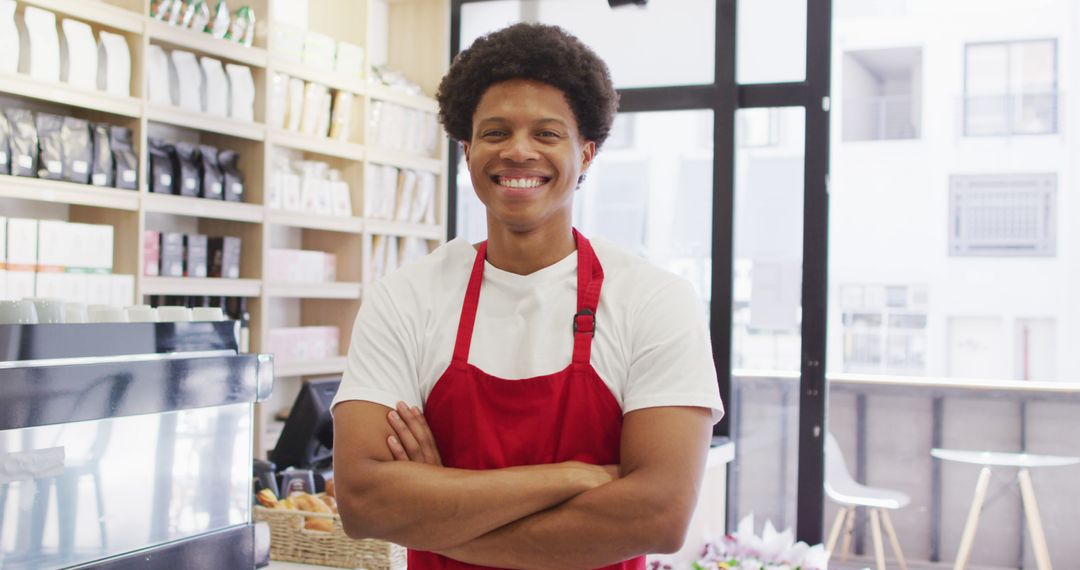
{"left": 481, "top": 223, "right": 576, "bottom": 276}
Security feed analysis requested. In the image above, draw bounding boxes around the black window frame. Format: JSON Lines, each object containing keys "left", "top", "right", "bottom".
{"left": 447, "top": 0, "right": 832, "bottom": 544}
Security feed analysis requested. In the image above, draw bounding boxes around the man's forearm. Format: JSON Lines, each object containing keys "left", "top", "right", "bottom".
{"left": 436, "top": 470, "right": 691, "bottom": 569}
{"left": 338, "top": 460, "right": 609, "bottom": 551}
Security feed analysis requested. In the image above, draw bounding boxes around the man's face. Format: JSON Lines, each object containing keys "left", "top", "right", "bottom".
{"left": 462, "top": 79, "right": 596, "bottom": 234}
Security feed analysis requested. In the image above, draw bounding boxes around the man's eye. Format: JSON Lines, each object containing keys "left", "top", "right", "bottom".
{"left": 538, "top": 131, "right": 560, "bottom": 138}
{"left": 482, "top": 130, "right": 506, "bottom": 138}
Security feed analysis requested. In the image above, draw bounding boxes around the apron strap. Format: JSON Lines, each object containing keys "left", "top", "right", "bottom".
{"left": 451, "top": 229, "right": 604, "bottom": 366}
{"left": 451, "top": 240, "right": 488, "bottom": 364}
{"left": 572, "top": 228, "right": 604, "bottom": 365}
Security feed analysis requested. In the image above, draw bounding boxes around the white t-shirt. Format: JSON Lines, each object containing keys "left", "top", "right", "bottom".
{"left": 332, "top": 237, "right": 724, "bottom": 423}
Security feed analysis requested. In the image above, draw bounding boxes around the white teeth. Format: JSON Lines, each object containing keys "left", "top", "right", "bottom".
{"left": 498, "top": 177, "right": 544, "bottom": 189}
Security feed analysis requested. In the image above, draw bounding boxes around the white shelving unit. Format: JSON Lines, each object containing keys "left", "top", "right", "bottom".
{"left": 0, "top": 0, "right": 451, "bottom": 458}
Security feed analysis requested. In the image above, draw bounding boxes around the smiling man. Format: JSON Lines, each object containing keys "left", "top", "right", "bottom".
{"left": 330, "top": 23, "right": 724, "bottom": 569}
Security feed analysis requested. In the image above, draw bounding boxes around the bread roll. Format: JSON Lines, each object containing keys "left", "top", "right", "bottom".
{"left": 291, "top": 492, "right": 331, "bottom": 514}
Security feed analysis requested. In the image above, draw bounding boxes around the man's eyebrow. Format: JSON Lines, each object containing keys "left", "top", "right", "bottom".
{"left": 475, "top": 117, "right": 569, "bottom": 128}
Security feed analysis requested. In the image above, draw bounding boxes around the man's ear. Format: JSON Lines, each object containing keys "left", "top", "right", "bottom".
{"left": 580, "top": 140, "right": 596, "bottom": 172}
{"left": 461, "top": 140, "right": 471, "bottom": 163}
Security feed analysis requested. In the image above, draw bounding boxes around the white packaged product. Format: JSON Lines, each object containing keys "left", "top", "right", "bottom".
{"left": 329, "top": 91, "right": 353, "bottom": 141}
{"left": 225, "top": 63, "right": 255, "bottom": 121}
{"left": 285, "top": 77, "right": 305, "bottom": 131}
{"left": 411, "top": 172, "right": 437, "bottom": 224}
{"left": 299, "top": 82, "right": 328, "bottom": 136}
{"left": 316, "top": 90, "right": 332, "bottom": 138}
{"left": 369, "top": 235, "right": 385, "bottom": 280}
{"left": 0, "top": 0, "right": 18, "bottom": 74}
{"left": 97, "top": 31, "right": 132, "bottom": 96}
{"left": 329, "top": 170, "right": 352, "bottom": 217}
{"left": 302, "top": 31, "right": 335, "bottom": 71}
{"left": 269, "top": 23, "right": 305, "bottom": 63}
{"left": 268, "top": 72, "right": 288, "bottom": 130}
{"left": 384, "top": 236, "right": 399, "bottom": 275}
{"left": 60, "top": 19, "right": 98, "bottom": 90}
{"left": 395, "top": 170, "right": 417, "bottom": 222}
{"left": 200, "top": 56, "right": 229, "bottom": 116}
{"left": 282, "top": 171, "right": 301, "bottom": 211}
{"left": 380, "top": 166, "right": 399, "bottom": 219}
{"left": 335, "top": 41, "right": 364, "bottom": 78}
{"left": 170, "top": 50, "right": 202, "bottom": 112}
{"left": 146, "top": 45, "right": 172, "bottom": 105}
{"left": 19, "top": 7, "right": 60, "bottom": 82}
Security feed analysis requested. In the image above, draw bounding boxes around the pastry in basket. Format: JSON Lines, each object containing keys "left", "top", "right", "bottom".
{"left": 291, "top": 491, "right": 334, "bottom": 532}
{"left": 256, "top": 488, "right": 278, "bottom": 508}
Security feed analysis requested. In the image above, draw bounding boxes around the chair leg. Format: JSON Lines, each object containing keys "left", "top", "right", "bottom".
{"left": 954, "top": 466, "right": 992, "bottom": 570}
{"left": 826, "top": 506, "right": 849, "bottom": 554}
{"left": 840, "top": 506, "right": 856, "bottom": 561}
{"left": 1018, "top": 468, "right": 1053, "bottom": 570}
{"left": 881, "top": 509, "right": 908, "bottom": 570}
{"left": 870, "top": 508, "right": 887, "bottom": 570}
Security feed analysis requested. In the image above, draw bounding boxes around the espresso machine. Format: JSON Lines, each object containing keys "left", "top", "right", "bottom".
{"left": 0, "top": 321, "right": 272, "bottom": 569}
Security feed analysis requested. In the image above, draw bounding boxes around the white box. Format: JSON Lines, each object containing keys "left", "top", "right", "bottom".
{"left": 334, "top": 41, "right": 364, "bottom": 78}
{"left": 7, "top": 218, "right": 38, "bottom": 270}
{"left": 282, "top": 172, "right": 301, "bottom": 211}
{"left": 330, "top": 179, "right": 352, "bottom": 217}
{"left": 225, "top": 63, "right": 255, "bottom": 122}
{"left": 299, "top": 82, "right": 328, "bottom": 136}
{"left": 6, "top": 270, "right": 34, "bottom": 300}
{"left": 268, "top": 72, "right": 288, "bottom": 130}
{"left": 285, "top": 77, "right": 305, "bottom": 131}
{"left": 302, "top": 32, "right": 335, "bottom": 71}
{"left": 0, "top": 270, "right": 6, "bottom": 300}
{"left": 269, "top": 22, "right": 305, "bottom": 63}
{"left": 0, "top": 0, "right": 18, "bottom": 74}
{"left": 36, "top": 219, "right": 67, "bottom": 271}
{"left": 110, "top": 274, "right": 134, "bottom": 306}
{"left": 19, "top": 7, "right": 60, "bottom": 82}
{"left": 60, "top": 19, "right": 97, "bottom": 90}
{"left": 146, "top": 45, "right": 172, "bottom": 105}
{"left": 84, "top": 273, "right": 111, "bottom": 305}
{"left": 170, "top": 50, "right": 202, "bottom": 112}
{"left": 395, "top": 170, "right": 418, "bottom": 222}
{"left": 33, "top": 271, "right": 64, "bottom": 298}
{"left": 93, "top": 224, "right": 114, "bottom": 272}
{"left": 97, "top": 31, "right": 131, "bottom": 96}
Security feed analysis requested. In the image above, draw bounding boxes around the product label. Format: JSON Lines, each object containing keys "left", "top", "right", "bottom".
{"left": 17, "top": 155, "right": 32, "bottom": 169}
{"left": 212, "top": 182, "right": 222, "bottom": 195}
{"left": 160, "top": 174, "right": 172, "bottom": 186}
{"left": 232, "top": 182, "right": 243, "bottom": 195}
{"left": 185, "top": 178, "right": 196, "bottom": 190}
{"left": 47, "top": 160, "right": 62, "bottom": 174}
{"left": 92, "top": 173, "right": 107, "bottom": 186}
{"left": 73, "top": 160, "right": 88, "bottom": 174}
{"left": 122, "top": 170, "right": 136, "bottom": 183}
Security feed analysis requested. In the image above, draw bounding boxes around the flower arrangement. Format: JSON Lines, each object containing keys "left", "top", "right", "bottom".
{"left": 682, "top": 514, "right": 830, "bottom": 570}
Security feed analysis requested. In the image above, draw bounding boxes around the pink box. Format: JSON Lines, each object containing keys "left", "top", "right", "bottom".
{"left": 144, "top": 230, "right": 160, "bottom": 276}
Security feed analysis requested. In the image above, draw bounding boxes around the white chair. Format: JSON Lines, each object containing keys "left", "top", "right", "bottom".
{"left": 824, "top": 433, "right": 910, "bottom": 570}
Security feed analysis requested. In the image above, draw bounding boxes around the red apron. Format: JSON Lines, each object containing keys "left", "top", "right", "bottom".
{"left": 412, "top": 229, "right": 644, "bottom": 570}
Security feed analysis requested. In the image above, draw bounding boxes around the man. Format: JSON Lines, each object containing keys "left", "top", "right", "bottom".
{"left": 332, "top": 23, "right": 724, "bottom": 569}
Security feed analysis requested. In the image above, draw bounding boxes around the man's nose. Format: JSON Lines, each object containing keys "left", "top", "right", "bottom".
{"left": 498, "top": 133, "right": 539, "bottom": 162}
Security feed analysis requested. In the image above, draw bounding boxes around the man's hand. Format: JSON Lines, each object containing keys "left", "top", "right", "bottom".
{"left": 386, "top": 401, "right": 443, "bottom": 466}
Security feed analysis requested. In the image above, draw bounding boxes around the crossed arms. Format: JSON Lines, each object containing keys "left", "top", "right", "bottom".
{"left": 331, "top": 400, "right": 713, "bottom": 569}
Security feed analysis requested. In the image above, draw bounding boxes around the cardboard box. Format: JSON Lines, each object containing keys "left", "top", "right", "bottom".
{"left": 208, "top": 236, "right": 241, "bottom": 279}
{"left": 36, "top": 219, "right": 67, "bottom": 272}
{"left": 160, "top": 232, "right": 185, "bottom": 277}
{"left": 6, "top": 270, "right": 35, "bottom": 299}
{"left": 110, "top": 274, "right": 134, "bottom": 306}
{"left": 184, "top": 234, "right": 208, "bottom": 278}
{"left": 6, "top": 218, "right": 38, "bottom": 271}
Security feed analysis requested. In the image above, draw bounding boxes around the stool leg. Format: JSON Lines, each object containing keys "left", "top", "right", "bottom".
{"left": 826, "top": 507, "right": 849, "bottom": 554}
{"left": 954, "top": 466, "right": 992, "bottom": 570}
{"left": 840, "top": 506, "right": 856, "bottom": 561}
{"left": 881, "top": 509, "right": 908, "bottom": 570}
{"left": 870, "top": 508, "right": 887, "bottom": 570}
{"left": 1018, "top": 468, "right": 1053, "bottom": 570}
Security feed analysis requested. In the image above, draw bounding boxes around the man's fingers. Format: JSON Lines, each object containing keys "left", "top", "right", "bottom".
{"left": 387, "top": 435, "right": 409, "bottom": 461}
{"left": 411, "top": 406, "right": 443, "bottom": 465}
{"left": 388, "top": 408, "right": 424, "bottom": 460}
{"left": 399, "top": 403, "right": 440, "bottom": 465}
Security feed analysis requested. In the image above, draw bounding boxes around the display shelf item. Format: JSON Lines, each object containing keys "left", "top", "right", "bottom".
{"left": 142, "top": 193, "right": 264, "bottom": 223}
{"left": 269, "top": 129, "right": 364, "bottom": 161}
{"left": 147, "top": 19, "right": 268, "bottom": 68}
{"left": 365, "top": 218, "right": 441, "bottom": 240}
{"left": 270, "top": 57, "right": 365, "bottom": 96}
{"left": 141, "top": 276, "right": 261, "bottom": 297}
{"left": 368, "top": 82, "right": 438, "bottom": 113}
{"left": 266, "top": 210, "right": 364, "bottom": 234}
{"left": 264, "top": 281, "right": 362, "bottom": 300}
{"left": 0, "top": 175, "right": 139, "bottom": 210}
{"left": 147, "top": 104, "right": 266, "bottom": 141}
{"left": 21, "top": 0, "right": 143, "bottom": 34}
{"left": 0, "top": 72, "right": 142, "bottom": 118}
{"left": 366, "top": 148, "right": 443, "bottom": 174}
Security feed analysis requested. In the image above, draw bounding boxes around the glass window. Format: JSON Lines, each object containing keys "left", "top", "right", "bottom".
{"left": 460, "top": 0, "right": 716, "bottom": 89}
{"left": 736, "top": 0, "right": 807, "bottom": 84}
{"left": 964, "top": 39, "right": 1058, "bottom": 136}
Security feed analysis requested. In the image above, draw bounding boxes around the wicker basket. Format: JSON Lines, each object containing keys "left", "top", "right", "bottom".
{"left": 254, "top": 506, "right": 407, "bottom": 569}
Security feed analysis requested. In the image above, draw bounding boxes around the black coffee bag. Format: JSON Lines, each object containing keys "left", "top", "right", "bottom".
{"left": 219, "top": 149, "right": 244, "bottom": 202}
{"left": 5, "top": 109, "right": 37, "bottom": 177}
{"left": 36, "top": 113, "right": 65, "bottom": 180}
{"left": 0, "top": 112, "right": 10, "bottom": 175}
{"left": 110, "top": 126, "right": 138, "bottom": 189}
{"left": 61, "top": 117, "right": 92, "bottom": 184}
{"left": 90, "top": 123, "right": 113, "bottom": 187}
{"left": 148, "top": 137, "right": 178, "bottom": 194}
{"left": 175, "top": 142, "right": 201, "bottom": 197}
{"left": 198, "top": 144, "right": 224, "bottom": 199}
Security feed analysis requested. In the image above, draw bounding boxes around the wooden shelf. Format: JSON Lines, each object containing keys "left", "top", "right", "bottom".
{"left": 147, "top": 104, "right": 266, "bottom": 140}
{"left": 274, "top": 356, "right": 347, "bottom": 378}
{"left": 269, "top": 130, "right": 365, "bottom": 161}
{"left": 0, "top": 72, "right": 142, "bottom": 118}
{"left": 366, "top": 148, "right": 443, "bottom": 174}
{"left": 147, "top": 19, "right": 269, "bottom": 68}
{"left": 266, "top": 210, "right": 364, "bottom": 234}
{"left": 21, "top": 0, "right": 144, "bottom": 34}
{"left": 265, "top": 281, "right": 362, "bottom": 299}
{"left": 142, "top": 277, "right": 261, "bottom": 297}
{"left": 368, "top": 83, "right": 438, "bottom": 112}
{"left": 0, "top": 176, "right": 140, "bottom": 210}
{"left": 269, "top": 57, "right": 366, "bottom": 95}
{"left": 365, "top": 218, "right": 442, "bottom": 240}
{"left": 142, "top": 193, "right": 264, "bottom": 222}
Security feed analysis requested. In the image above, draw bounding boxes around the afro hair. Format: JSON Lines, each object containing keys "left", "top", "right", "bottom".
{"left": 436, "top": 23, "right": 619, "bottom": 149}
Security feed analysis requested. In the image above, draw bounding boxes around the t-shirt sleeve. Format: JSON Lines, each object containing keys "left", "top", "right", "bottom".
{"left": 622, "top": 277, "right": 725, "bottom": 424}
{"left": 331, "top": 279, "right": 423, "bottom": 414}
